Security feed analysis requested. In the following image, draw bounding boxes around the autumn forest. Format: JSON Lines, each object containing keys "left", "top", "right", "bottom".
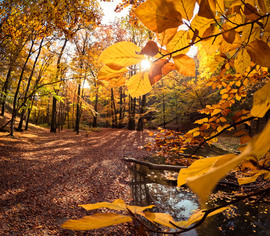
{"left": 1, "top": 0, "right": 270, "bottom": 235}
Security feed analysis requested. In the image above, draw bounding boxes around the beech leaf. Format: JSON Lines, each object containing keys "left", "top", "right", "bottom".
{"left": 99, "top": 42, "right": 145, "bottom": 68}
{"left": 62, "top": 213, "right": 132, "bottom": 230}
{"left": 98, "top": 65, "right": 128, "bottom": 81}
{"left": 127, "top": 72, "right": 152, "bottom": 98}
{"left": 246, "top": 40, "right": 270, "bottom": 67}
{"left": 135, "top": 0, "right": 182, "bottom": 33}
{"left": 251, "top": 83, "right": 270, "bottom": 118}
{"left": 148, "top": 59, "right": 168, "bottom": 85}
{"left": 140, "top": 40, "right": 159, "bottom": 57}
{"left": 173, "top": 54, "right": 195, "bottom": 76}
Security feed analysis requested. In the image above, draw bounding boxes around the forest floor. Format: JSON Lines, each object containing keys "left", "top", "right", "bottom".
{"left": 0, "top": 125, "right": 151, "bottom": 235}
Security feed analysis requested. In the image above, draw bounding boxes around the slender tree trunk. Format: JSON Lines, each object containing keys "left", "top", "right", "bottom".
{"left": 128, "top": 96, "right": 136, "bottom": 130}
{"left": 118, "top": 87, "right": 123, "bottom": 128}
{"left": 25, "top": 95, "right": 35, "bottom": 130}
{"left": 10, "top": 39, "right": 35, "bottom": 136}
{"left": 75, "top": 83, "right": 81, "bottom": 135}
{"left": 0, "top": 67, "right": 12, "bottom": 116}
{"left": 111, "top": 88, "right": 115, "bottom": 128}
{"left": 137, "top": 95, "right": 146, "bottom": 131}
{"left": 17, "top": 38, "right": 44, "bottom": 131}
{"left": 50, "top": 38, "right": 68, "bottom": 133}
{"left": 93, "top": 91, "right": 98, "bottom": 127}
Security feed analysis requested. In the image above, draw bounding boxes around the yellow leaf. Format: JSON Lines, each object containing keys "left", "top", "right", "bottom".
{"left": 249, "top": 120, "right": 270, "bottom": 159}
{"left": 211, "top": 108, "right": 221, "bottom": 116}
{"left": 166, "top": 30, "right": 190, "bottom": 56}
{"left": 157, "top": 27, "right": 178, "bottom": 46}
{"left": 235, "top": 93, "right": 242, "bottom": 101}
{"left": 127, "top": 72, "right": 152, "bottom": 98}
{"left": 173, "top": 54, "right": 195, "bottom": 76}
{"left": 235, "top": 48, "right": 251, "bottom": 74}
{"left": 194, "top": 117, "right": 209, "bottom": 124}
{"left": 251, "top": 83, "right": 270, "bottom": 118}
{"left": 172, "top": 0, "right": 196, "bottom": 21}
{"left": 177, "top": 154, "right": 235, "bottom": 187}
{"left": 134, "top": 0, "right": 182, "bottom": 33}
{"left": 186, "top": 120, "right": 270, "bottom": 204}
{"left": 246, "top": 40, "right": 270, "bottom": 67}
{"left": 175, "top": 207, "right": 229, "bottom": 228}
{"left": 126, "top": 205, "right": 155, "bottom": 215}
{"left": 191, "top": 15, "right": 215, "bottom": 38}
{"left": 109, "top": 76, "right": 126, "bottom": 87}
{"left": 235, "top": 80, "right": 241, "bottom": 87}
{"left": 238, "top": 171, "right": 265, "bottom": 185}
{"left": 98, "top": 65, "right": 128, "bottom": 81}
{"left": 61, "top": 213, "right": 132, "bottom": 230}
{"left": 99, "top": 42, "right": 145, "bottom": 68}
{"left": 144, "top": 212, "right": 177, "bottom": 228}
{"left": 80, "top": 199, "right": 126, "bottom": 211}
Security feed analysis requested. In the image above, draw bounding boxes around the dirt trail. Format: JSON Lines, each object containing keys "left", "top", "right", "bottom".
{"left": 0, "top": 128, "right": 150, "bottom": 235}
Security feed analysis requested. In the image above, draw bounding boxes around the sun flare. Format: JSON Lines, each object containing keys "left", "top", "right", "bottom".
{"left": 141, "top": 59, "right": 152, "bottom": 71}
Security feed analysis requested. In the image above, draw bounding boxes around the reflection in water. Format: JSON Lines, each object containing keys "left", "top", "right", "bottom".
{"left": 129, "top": 163, "right": 270, "bottom": 236}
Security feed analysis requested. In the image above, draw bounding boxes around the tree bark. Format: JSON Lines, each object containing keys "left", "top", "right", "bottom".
{"left": 50, "top": 38, "right": 68, "bottom": 133}
{"left": 17, "top": 38, "right": 44, "bottom": 131}
{"left": 137, "top": 95, "right": 146, "bottom": 131}
{"left": 92, "top": 79, "right": 98, "bottom": 127}
{"left": 122, "top": 157, "right": 185, "bottom": 172}
{"left": 0, "top": 67, "right": 12, "bottom": 116}
{"left": 75, "top": 83, "right": 81, "bottom": 135}
{"left": 10, "top": 39, "right": 35, "bottom": 136}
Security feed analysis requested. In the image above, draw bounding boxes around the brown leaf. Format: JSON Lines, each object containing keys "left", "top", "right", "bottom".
{"left": 247, "top": 40, "right": 270, "bottom": 67}
{"left": 244, "top": 3, "right": 260, "bottom": 21}
{"left": 149, "top": 59, "right": 168, "bottom": 85}
{"left": 222, "top": 24, "right": 236, "bottom": 44}
{"left": 140, "top": 40, "right": 159, "bottom": 57}
{"left": 198, "top": 0, "right": 215, "bottom": 19}
{"left": 161, "top": 62, "right": 176, "bottom": 75}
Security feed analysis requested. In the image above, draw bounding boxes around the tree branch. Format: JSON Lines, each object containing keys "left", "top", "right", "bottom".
{"left": 191, "top": 116, "right": 255, "bottom": 156}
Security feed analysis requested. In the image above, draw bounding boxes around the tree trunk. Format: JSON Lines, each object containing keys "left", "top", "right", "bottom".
{"left": 93, "top": 90, "right": 98, "bottom": 127}
{"left": 17, "top": 38, "right": 44, "bottom": 131}
{"left": 137, "top": 95, "right": 146, "bottom": 131}
{"left": 50, "top": 95, "right": 57, "bottom": 133}
{"left": 50, "top": 38, "right": 68, "bottom": 133}
{"left": 118, "top": 87, "right": 123, "bottom": 128}
{"left": 128, "top": 96, "right": 136, "bottom": 130}
{"left": 75, "top": 83, "right": 81, "bottom": 135}
{"left": 10, "top": 39, "right": 35, "bottom": 136}
{"left": 0, "top": 67, "right": 12, "bottom": 116}
{"left": 25, "top": 96, "right": 35, "bottom": 130}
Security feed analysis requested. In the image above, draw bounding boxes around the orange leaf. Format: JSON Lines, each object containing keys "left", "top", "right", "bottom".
{"left": 161, "top": 62, "right": 176, "bottom": 75}
{"left": 198, "top": 0, "right": 215, "bottom": 19}
{"left": 240, "top": 135, "right": 252, "bottom": 145}
{"left": 247, "top": 40, "right": 270, "bottom": 67}
{"left": 157, "top": 27, "right": 178, "bottom": 46}
{"left": 173, "top": 54, "right": 195, "bottom": 76}
{"left": 222, "top": 24, "right": 236, "bottom": 44}
{"left": 135, "top": 0, "right": 182, "bottom": 33}
{"left": 140, "top": 40, "right": 159, "bottom": 57}
{"left": 149, "top": 59, "right": 168, "bottom": 85}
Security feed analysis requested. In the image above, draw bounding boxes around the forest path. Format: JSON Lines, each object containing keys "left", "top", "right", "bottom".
{"left": 0, "top": 128, "right": 150, "bottom": 235}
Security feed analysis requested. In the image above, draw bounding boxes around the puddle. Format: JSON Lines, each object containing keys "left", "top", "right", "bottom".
{"left": 129, "top": 150, "right": 270, "bottom": 235}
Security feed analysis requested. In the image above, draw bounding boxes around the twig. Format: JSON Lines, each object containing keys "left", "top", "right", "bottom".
{"left": 191, "top": 116, "right": 255, "bottom": 156}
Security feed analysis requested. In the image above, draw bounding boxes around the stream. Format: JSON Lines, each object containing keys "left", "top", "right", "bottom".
{"left": 128, "top": 146, "right": 270, "bottom": 235}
